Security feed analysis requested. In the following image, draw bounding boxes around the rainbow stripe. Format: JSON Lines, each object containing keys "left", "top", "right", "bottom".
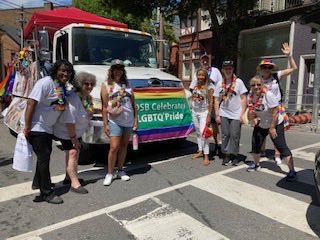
{"left": 134, "top": 87, "right": 186, "bottom": 99}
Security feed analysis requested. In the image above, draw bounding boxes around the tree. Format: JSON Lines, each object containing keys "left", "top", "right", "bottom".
{"left": 162, "top": 0, "right": 257, "bottom": 65}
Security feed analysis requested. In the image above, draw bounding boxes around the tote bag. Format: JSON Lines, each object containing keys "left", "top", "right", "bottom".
{"left": 12, "top": 133, "right": 33, "bottom": 172}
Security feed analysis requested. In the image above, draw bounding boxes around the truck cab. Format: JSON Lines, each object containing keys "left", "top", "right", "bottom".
{"left": 50, "top": 23, "right": 193, "bottom": 146}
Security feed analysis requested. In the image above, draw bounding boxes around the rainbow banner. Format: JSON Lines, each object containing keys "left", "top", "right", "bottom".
{"left": 133, "top": 87, "right": 193, "bottom": 143}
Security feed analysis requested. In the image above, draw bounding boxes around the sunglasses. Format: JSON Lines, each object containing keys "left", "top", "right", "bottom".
{"left": 261, "top": 65, "right": 273, "bottom": 70}
{"left": 83, "top": 82, "right": 95, "bottom": 87}
{"left": 250, "top": 83, "right": 262, "bottom": 87}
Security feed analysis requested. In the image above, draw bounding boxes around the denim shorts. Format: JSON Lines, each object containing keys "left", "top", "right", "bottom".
{"left": 109, "top": 121, "right": 133, "bottom": 137}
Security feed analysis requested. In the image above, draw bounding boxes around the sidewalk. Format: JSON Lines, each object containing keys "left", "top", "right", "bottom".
{"left": 289, "top": 123, "right": 320, "bottom": 134}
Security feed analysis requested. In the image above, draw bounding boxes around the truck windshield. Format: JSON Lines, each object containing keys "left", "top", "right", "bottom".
{"left": 72, "top": 27, "right": 157, "bottom": 68}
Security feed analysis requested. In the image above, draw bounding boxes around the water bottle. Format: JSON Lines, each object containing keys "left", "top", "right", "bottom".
{"left": 132, "top": 131, "right": 139, "bottom": 150}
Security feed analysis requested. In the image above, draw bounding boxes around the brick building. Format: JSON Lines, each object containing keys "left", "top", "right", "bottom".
{"left": 0, "top": 3, "right": 59, "bottom": 79}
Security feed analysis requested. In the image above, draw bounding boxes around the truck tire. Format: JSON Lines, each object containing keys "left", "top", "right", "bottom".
{"left": 78, "top": 142, "right": 95, "bottom": 165}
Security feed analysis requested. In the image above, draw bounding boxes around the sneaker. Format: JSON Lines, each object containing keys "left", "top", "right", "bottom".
{"left": 43, "top": 194, "right": 64, "bottom": 204}
{"left": 247, "top": 163, "right": 261, "bottom": 172}
{"left": 117, "top": 170, "right": 130, "bottom": 181}
{"left": 285, "top": 171, "right": 297, "bottom": 182}
{"left": 274, "top": 157, "right": 282, "bottom": 166}
{"left": 70, "top": 186, "right": 88, "bottom": 194}
{"left": 222, "top": 155, "right": 230, "bottom": 166}
{"left": 103, "top": 174, "right": 114, "bottom": 186}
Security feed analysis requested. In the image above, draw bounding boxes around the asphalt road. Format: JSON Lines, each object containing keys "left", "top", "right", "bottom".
{"left": 1, "top": 119, "right": 320, "bottom": 240}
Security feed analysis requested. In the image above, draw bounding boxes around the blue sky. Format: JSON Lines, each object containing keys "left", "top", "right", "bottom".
{"left": 0, "top": 0, "right": 72, "bottom": 9}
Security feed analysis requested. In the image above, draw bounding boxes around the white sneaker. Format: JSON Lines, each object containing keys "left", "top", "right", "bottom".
{"left": 103, "top": 174, "right": 113, "bottom": 186}
{"left": 275, "top": 157, "right": 282, "bottom": 166}
{"left": 117, "top": 170, "right": 130, "bottom": 181}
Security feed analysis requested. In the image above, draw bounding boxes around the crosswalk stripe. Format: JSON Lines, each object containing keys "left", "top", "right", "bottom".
{"left": 191, "top": 174, "right": 320, "bottom": 237}
{"left": 108, "top": 197, "right": 230, "bottom": 240}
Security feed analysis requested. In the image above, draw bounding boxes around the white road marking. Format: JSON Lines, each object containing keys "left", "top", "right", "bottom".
{"left": 5, "top": 166, "right": 244, "bottom": 240}
{"left": 108, "top": 197, "right": 230, "bottom": 240}
{"left": 191, "top": 174, "right": 320, "bottom": 237}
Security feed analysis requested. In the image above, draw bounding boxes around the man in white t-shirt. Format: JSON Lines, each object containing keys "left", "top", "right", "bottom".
{"left": 189, "top": 54, "right": 223, "bottom": 158}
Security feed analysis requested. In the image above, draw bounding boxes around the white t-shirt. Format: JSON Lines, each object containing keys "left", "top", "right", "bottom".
{"left": 53, "top": 90, "right": 91, "bottom": 139}
{"left": 263, "top": 71, "right": 283, "bottom": 102}
{"left": 104, "top": 82, "right": 134, "bottom": 127}
{"left": 21, "top": 76, "right": 63, "bottom": 134}
{"left": 214, "top": 78, "right": 248, "bottom": 120}
{"left": 252, "top": 91, "right": 282, "bottom": 129}
{"left": 189, "top": 67, "right": 223, "bottom": 89}
{"left": 191, "top": 84, "right": 214, "bottom": 113}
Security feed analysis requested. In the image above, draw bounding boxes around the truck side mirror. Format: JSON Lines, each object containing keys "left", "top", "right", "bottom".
{"left": 163, "top": 41, "right": 169, "bottom": 68}
{"left": 38, "top": 30, "right": 49, "bottom": 51}
{"left": 38, "top": 30, "right": 51, "bottom": 61}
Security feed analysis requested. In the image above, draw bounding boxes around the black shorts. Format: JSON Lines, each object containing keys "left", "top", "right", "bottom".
{"left": 251, "top": 123, "right": 291, "bottom": 157}
{"left": 58, "top": 137, "right": 82, "bottom": 151}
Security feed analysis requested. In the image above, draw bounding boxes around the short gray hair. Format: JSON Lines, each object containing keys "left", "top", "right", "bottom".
{"left": 73, "top": 71, "right": 96, "bottom": 90}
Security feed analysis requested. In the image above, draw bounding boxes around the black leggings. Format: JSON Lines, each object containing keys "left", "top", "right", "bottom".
{"left": 251, "top": 123, "right": 291, "bottom": 157}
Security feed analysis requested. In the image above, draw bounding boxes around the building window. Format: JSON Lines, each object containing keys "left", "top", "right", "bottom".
{"left": 183, "top": 51, "right": 190, "bottom": 61}
{"left": 192, "top": 50, "right": 201, "bottom": 60}
{"left": 192, "top": 60, "right": 201, "bottom": 75}
{"left": 308, "top": 63, "right": 315, "bottom": 88}
{"left": 183, "top": 61, "right": 190, "bottom": 79}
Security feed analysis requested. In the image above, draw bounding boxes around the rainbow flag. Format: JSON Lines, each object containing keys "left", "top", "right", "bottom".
{"left": 133, "top": 87, "right": 193, "bottom": 143}
{"left": 0, "top": 67, "right": 12, "bottom": 96}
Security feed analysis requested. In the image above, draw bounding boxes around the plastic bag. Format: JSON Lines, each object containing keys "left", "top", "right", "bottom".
{"left": 202, "top": 124, "right": 213, "bottom": 139}
{"left": 12, "top": 133, "right": 33, "bottom": 172}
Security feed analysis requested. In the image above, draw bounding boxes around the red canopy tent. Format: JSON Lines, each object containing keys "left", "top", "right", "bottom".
{"left": 24, "top": 7, "right": 128, "bottom": 38}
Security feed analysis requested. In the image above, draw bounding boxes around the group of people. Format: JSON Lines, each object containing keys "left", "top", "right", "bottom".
{"left": 190, "top": 43, "right": 298, "bottom": 181}
{"left": 21, "top": 42, "right": 297, "bottom": 205}
{"left": 22, "top": 59, "right": 137, "bottom": 204}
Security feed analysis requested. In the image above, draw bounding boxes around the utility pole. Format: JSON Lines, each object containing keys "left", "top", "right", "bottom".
{"left": 159, "top": 8, "right": 164, "bottom": 69}
{"left": 18, "top": 6, "right": 26, "bottom": 49}
{"left": 312, "top": 31, "right": 320, "bottom": 128}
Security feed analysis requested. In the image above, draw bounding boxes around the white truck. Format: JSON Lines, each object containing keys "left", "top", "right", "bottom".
{"left": 6, "top": 23, "right": 193, "bottom": 163}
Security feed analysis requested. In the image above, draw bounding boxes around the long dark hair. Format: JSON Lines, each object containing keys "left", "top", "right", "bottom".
{"left": 50, "top": 59, "right": 75, "bottom": 84}
{"left": 107, "top": 65, "right": 128, "bottom": 86}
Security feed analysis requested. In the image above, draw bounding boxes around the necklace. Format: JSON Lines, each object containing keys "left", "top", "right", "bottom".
{"left": 53, "top": 79, "right": 67, "bottom": 111}
{"left": 192, "top": 84, "right": 207, "bottom": 102}
{"left": 219, "top": 74, "right": 237, "bottom": 101}
{"left": 248, "top": 87, "right": 267, "bottom": 113}
{"left": 77, "top": 91, "right": 93, "bottom": 113}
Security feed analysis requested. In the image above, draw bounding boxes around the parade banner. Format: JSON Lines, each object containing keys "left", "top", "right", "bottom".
{"left": 133, "top": 87, "right": 193, "bottom": 142}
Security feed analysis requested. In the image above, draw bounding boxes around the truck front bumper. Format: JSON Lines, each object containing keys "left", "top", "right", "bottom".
{"left": 82, "top": 120, "right": 109, "bottom": 144}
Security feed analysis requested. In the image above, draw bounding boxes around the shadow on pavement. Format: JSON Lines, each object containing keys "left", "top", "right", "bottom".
{"left": 276, "top": 169, "right": 320, "bottom": 238}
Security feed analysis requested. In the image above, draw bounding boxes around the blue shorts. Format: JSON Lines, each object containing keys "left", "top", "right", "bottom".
{"left": 109, "top": 121, "right": 133, "bottom": 137}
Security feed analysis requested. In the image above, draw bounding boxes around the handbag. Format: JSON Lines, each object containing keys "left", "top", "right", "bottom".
{"left": 202, "top": 124, "right": 213, "bottom": 139}
{"left": 12, "top": 133, "right": 33, "bottom": 172}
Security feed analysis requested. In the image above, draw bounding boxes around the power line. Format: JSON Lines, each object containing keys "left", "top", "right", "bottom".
{"left": 2, "top": 0, "right": 21, "bottom": 8}
{"left": 44, "top": 0, "right": 67, "bottom": 7}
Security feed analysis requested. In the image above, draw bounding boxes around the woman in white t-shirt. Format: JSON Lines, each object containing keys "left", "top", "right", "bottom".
{"left": 247, "top": 76, "right": 297, "bottom": 181}
{"left": 257, "top": 43, "right": 297, "bottom": 164}
{"left": 214, "top": 60, "right": 247, "bottom": 166}
{"left": 54, "top": 72, "right": 96, "bottom": 194}
{"left": 191, "top": 68, "right": 214, "bottom": 166}
{"left": 101, "top": 59, "right": 138, "bottom": 186}
{"left": 23, "top": 59, "right": 75, "bottom": 204}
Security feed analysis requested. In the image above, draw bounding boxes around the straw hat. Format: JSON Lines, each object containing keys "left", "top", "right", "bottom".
{"left": 256, "top": 58, "right": 278, "bottom": 71}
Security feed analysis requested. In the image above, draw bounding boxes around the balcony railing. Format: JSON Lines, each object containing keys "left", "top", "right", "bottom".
{"left": 285, "top": 0, "right": 304, "bottom": 9}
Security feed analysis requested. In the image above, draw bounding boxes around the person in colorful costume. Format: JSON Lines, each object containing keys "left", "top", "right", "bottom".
{"left": 101, "top": 59, "right": 138, "bottom": 186}
{"left": 190, "top": 68, "right": 214, "bottom": 166}
{"left": 257, "top": 43, "right": 297, "bottom": 165}
{"left": 247, "top": 76, "right": 297, "bottom": 181}
{"left": 22, "top": 59, "right": 75, "bottom": 204}
{"left": 214, "top": 60, "right": 247, "bottom": 166}
{"left": 189, "top": 54, "right": 223, "bottom": 159}
{"left": 53, "top": 72, "right": 96, "bottom": 194}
